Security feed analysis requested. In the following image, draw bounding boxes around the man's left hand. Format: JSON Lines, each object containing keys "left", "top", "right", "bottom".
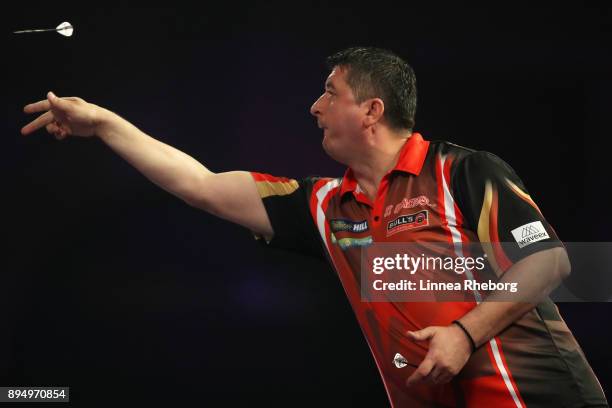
{"left": 405, "top": 324, "right": 473, "bottom": 387}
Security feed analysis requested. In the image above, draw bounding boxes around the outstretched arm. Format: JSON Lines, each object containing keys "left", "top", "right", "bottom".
{"left": 21, "top": 92, "right": 273, "bottom": 239}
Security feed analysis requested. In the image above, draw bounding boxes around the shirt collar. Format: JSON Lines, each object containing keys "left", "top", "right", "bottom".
{"left": 339, "top": 132, "right": 430, "bottom": 197}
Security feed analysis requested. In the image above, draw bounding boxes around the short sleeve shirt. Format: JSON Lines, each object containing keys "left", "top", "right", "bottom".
{"left": 249, "top": 133, "right": 606, "bottom": 407}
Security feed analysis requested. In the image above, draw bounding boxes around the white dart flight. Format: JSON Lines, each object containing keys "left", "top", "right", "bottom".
{"left": 13, "top": 21, "right": 74, "bottom": 37}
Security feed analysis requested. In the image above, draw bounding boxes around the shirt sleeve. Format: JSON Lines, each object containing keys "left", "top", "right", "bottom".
{"left": 451, "top": 151, "right": 563, "bottom": 273}
{"left": 250, "top": 172, "right": 325, "bottom": 259}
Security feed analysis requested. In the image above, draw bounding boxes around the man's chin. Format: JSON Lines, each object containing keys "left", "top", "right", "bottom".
{"left": 321, "top": 136, "right": 334, "bottom": 158}
{"left": 322, "top": 138, "right": 347, "bottom": 166}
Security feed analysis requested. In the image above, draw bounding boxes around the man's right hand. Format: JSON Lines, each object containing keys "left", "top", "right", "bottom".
{"left": 20, "top": 91, "right": 275, "bottom": 239}
{"left": 21, "top": 92, "right": 107, "bottom": 140}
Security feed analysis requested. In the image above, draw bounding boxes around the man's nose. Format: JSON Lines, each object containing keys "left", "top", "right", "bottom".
{"left": 310, "top": 94, "right": 323, "bottom": 116}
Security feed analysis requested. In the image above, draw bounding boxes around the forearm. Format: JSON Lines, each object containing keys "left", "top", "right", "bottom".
{"left": 95, "top": 108, "right": 212, "bottom": 203}
{"left": 458, "top": 247, "right": 570, "bottom": 347}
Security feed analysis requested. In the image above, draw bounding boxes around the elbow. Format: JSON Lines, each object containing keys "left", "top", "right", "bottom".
{"left": 179, "top": 186, "right": 205, "bottom": 209}
{"left": 555, "top": 247, "right": 571, "bottom": 281}
{"left": 181, "top": 173, "right": 216, "bottom": 210}
{"left": 184, "top": 192, "right": 213, "bottom": 212}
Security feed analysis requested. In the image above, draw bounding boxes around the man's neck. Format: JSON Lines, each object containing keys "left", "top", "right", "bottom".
{"left": 350, "top": 131, "right": 412, "bottom": 202}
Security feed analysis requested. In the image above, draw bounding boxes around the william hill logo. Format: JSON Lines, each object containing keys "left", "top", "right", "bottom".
{"left": 511, "top": 221, "right": 550, "bottom": 248}
{"left": 330, "top": 219, "right": 369, "bottom": 233}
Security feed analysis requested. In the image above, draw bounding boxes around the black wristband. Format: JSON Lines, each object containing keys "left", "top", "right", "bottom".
{"left": 452, "top": 320, "right": 477, "bottom": 353}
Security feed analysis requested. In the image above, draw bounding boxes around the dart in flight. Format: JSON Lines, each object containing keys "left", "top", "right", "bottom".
{"left": 13, "top": 21, "right": 74, "bottom": 37}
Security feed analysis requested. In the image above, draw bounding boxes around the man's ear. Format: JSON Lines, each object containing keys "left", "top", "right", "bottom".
{"left": 363, "top": 98, "right": 385, "bottom": 127}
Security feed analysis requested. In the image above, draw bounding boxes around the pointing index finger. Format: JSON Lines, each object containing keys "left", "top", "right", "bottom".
{"left": 24, "top": 99, "right": 51, "bottom": 114}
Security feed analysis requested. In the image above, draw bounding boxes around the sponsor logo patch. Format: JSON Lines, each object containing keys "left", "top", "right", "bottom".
{"left": 386, "top": 210, "right": 429, "bottom": 236}
{"left": 331, "top": 234, "right": 373, "bottom": 250}
{"left": 511, "top": 221, "right": 550, "bottom": 248}
{"left": 330, "top": 219, "right": 369, "bottom": 233}
{"left": 384, "top": 195, "right": 435, "bottom": 218}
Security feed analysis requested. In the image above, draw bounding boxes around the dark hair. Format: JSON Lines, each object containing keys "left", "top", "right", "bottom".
{"left": 326, "top": 47, "right": 417, "bottom": 131}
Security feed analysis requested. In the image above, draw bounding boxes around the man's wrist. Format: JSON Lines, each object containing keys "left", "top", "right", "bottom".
{"left": 452, "top": 320, "right": 477, "bottom": 353}
{"left": 94, "top": 107, "right": 121, "bottom": 141}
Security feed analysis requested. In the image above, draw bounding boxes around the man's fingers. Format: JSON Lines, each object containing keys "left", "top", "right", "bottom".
{"left": 435, "top": 372, "right": 453, "bottom": 384}
{"left": 406, "top": 357, "right": 435, "bottom": 387}
{"left": 56, "top": 131, "right": 68, "bottom": 140}
{"left": 47, "top": 91, "right": 78, "bottom": 109}
{"left": 23, "top": 99, "right": 51, "bottom": 114}
{"left": 429, "top": 365, "right": 452, "bottom": 384}
{"left": 407, "top": 326, "right": 437, "bottom": 342}
{"left": 21, "top": 111, "right": 54, "bottom": 136}
{"left": 45, "top": 122, "right": 57, "bottom": 134}
{"left": 24, "top": 93, "right": 77, "bottom": 115}
{"left": 46, "top": 121, "right": 69, "bottom": 140}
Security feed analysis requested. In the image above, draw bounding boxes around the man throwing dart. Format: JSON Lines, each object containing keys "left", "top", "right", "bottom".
{"left": 21, "top": 47, "right": 608, "bottom": 407}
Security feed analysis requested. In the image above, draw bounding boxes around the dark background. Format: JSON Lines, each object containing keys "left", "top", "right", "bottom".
{"left": 1, "top": 5, "right": 611, "bottom": 407}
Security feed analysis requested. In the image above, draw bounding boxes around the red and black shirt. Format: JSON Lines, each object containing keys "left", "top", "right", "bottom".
{"left": 250, "top": 133, "right": 606, "bottom": 407}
